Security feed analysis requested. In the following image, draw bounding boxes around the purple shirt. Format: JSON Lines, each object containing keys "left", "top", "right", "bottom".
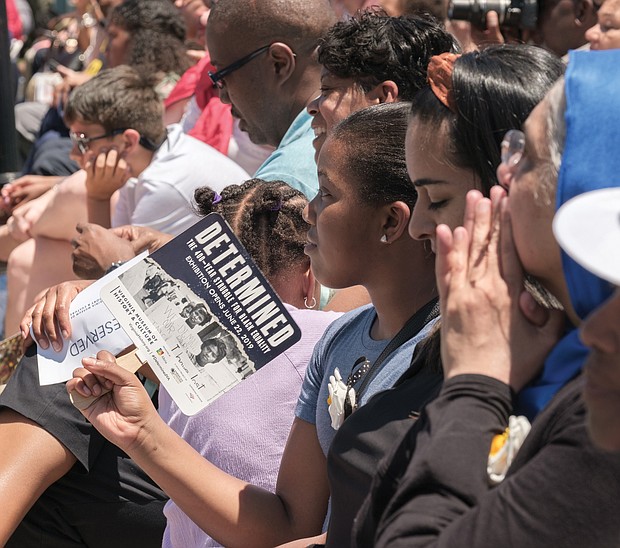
{"left": 159, "top": 304, "right": 342, "bottom": 547}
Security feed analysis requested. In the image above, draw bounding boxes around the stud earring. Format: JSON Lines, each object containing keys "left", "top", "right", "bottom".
{"left": 304, "top": 296, "right": 317, "bottom": 309}
{"left": 380, "top": 234, "right": 388, "bottom": 243}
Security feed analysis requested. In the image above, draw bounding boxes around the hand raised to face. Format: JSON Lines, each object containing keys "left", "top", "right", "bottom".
{"left": 436, "top": 186, "right": 564, "bottom": 390}
{"left": 84, "top": 148, "right": 132, "bottom": 201}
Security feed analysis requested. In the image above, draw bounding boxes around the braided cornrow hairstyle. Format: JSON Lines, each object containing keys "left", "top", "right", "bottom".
{"left": 194, "top": 179, "right": 310, "bottom": 278}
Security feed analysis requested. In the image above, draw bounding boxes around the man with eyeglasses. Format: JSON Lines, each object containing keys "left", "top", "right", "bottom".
{"left": 3, "top": 65, "right": 249, "bottom": 336}
{"left": 205, "top": 0, "right": 336, "bottom": 199}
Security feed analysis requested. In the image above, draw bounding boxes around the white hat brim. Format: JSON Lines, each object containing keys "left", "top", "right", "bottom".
{"left": 553, "top": 187, "right": 620, "bottom": 286}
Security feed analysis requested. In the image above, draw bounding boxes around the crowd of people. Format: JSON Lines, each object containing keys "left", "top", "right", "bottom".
{"left": 1, "top": 0, "right": 620, "bottom": 546}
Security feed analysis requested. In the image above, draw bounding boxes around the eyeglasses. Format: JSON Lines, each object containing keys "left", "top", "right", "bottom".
{"left": 500, "top": 129, "right": 525, "bottom": 170}
{"left": 208, "top": 44, "right": 272, "bottom": 89}
{"left": 69, "top": 128, "right": 126, "bottom": 154}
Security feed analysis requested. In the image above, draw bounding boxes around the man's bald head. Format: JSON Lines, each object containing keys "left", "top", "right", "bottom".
{"left": 209, "top": 0, "right": 336, "bottom": 54}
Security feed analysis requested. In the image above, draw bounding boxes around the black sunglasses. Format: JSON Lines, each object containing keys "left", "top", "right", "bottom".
{"left": 208, "top": 44, "right": 272, "bottom": 89}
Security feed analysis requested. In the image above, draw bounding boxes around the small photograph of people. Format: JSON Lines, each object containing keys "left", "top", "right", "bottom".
{"left": 181, "top": 302, "right": 212, "bottom": 330}
{"left": 191, "top": 327, "right": 253, "bottom": 379}
{"left": 115, "top": 257, "right": 252, "bottom": 382}
{"left": 120, "top": 259, "right": 182, "bottom": 312}
{"left": 194, "top": 337, "right": 227, "bottom": 368}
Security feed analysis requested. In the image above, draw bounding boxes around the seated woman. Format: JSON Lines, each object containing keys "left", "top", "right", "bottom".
{"left": 354, "top": 49, "right": 620, "bottom": 546}
{"left": 67, "top": 102, "right": 441, "bottom": 547}
{"left": 0, "top": 179, "right": 341, "bottom": 547}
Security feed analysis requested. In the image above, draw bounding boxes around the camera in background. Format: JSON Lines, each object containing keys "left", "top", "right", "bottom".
{"left": 448, "top": 0, "right": 537, "bottom": 29}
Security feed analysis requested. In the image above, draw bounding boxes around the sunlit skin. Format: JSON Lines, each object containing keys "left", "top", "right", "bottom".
{"left": 306, "top": 68, "right": 399, "bottom": 162}
{"left": 586, "top": 0, "right": 620, "bottom": 50}
{"left": 580, "top": 289, "right": 620, "bottom": 452}
{"left": 206, "top": 23, "right": 297, "bottom": 147}
{"left": 304, "top": 138, "right": 384, "bottom": 290}
{"left": 406, "top": 119, "right": 481, "bottom": 252}
{"left": 206, "top": 27, "right": 272, "bottom": 145}
{"left": 307, "top": 71, "right": 377, "bottom": 159}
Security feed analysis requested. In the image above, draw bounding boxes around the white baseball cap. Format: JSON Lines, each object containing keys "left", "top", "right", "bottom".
{"left": 553, "top": 187, "right": 620, "bottom": 286}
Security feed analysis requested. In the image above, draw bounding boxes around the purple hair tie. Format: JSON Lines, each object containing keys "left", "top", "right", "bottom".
{"left": 269, "top": 200, "right": 282, "bottom": 211}
{"left": 212, "top": 192, "right": 222, "bottom": 205}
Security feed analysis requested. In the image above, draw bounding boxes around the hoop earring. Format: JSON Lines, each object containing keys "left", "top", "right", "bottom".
{"left": 304, "top": 296, "right": 317, "bottom": 309}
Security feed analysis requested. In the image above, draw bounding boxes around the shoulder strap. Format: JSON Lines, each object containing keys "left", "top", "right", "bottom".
{"left": 354, "top": 297, "right": 440, "bottom": 402}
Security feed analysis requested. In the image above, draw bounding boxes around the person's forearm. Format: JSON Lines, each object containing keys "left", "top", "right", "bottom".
{"left": 87, "top": 197, "right": 111, "bottom": 228}
{"left": 125, "top": 415, "right": 310, "bottom": 548}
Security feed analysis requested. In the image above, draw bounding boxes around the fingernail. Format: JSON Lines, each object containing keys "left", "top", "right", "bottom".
{"left": 61, "top": 330, "right": 69, "bottom": 339}
{"left": 38, "top": 339, "right": 48, "bottom": 349}
{"left": 81, "top": 386, "right": 92, "bottom": 396}
{"left": 52, "top": 341, "right": 61, "bottom": 352}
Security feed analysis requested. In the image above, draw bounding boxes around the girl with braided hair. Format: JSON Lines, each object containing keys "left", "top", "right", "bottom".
{"left": 0, "top": 178, "right": 341, "bottom": 546}
{"left": 194, "top": 178, "right": 313, "bottom": 296}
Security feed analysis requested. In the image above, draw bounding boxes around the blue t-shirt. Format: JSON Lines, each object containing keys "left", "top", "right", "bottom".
{"left": 253, "top": 110, "right": 318, "bottom": 199}
{"left": 295, "top": 304, "right": 439, "bottom": 456}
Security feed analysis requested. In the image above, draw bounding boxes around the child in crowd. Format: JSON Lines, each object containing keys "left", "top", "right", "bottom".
{"left": 4, "top": 65, "right": 248, "bottom": 335}
{"left": 0, "top": 179, "right": 339, "bottom": 547}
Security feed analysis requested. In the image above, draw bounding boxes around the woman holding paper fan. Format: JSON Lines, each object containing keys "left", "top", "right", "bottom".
{"left": 0, "top": 179, "right": 340, "bottom": 547}
{"left": 67, "top": 102, "right": 442, "bottom": 547}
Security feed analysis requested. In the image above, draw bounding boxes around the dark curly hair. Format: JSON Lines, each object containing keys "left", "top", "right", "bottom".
{"left": 329, "top": 102, "right": 416, "bottom": 209}
{"left": 108, "top": 0, "right": 192, "bottom": 77}
{"left": 410, "top": 44, "right": 565, "bottom": 194}
{"left": 194, "top": 179, "right": 310, "bottom": 279}
{"left": 317, "top": 9, "right": 459, "bottom": 101}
